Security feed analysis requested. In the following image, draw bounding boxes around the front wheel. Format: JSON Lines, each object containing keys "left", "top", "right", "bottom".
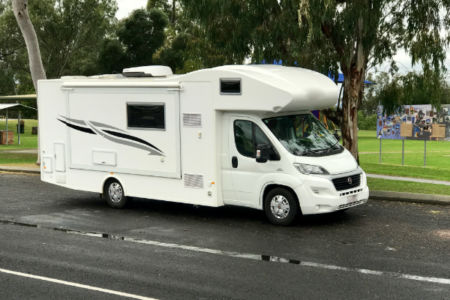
{"left": 264, "top": 187, "right": 299, "bottom": 226}
{"left": 104, "top": 179, "right": 128, "bottom": 208}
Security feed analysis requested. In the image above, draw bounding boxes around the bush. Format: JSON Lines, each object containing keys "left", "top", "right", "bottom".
{"left": 358, "top": 112, "right": 377, "bottom": 130}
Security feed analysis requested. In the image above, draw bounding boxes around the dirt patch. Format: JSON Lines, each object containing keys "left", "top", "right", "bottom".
{"left": 0, "top": 163, "right": 39, "bottom": 169}
{"left": 432, "top": 229, "right": 450, "bottom": 240}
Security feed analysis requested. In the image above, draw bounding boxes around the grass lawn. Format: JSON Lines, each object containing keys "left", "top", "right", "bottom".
{"left": 0, "top": 119, "right": 38, "bottom": 164}
{"left": 368, "top": 178, "right": 450, "bottom": 195}
{"left": 0, "top": 119, "right": 38, "bottom": 150}
{"left": 0, "top": 121, "right": 448, "bottom": 185}
{"left": 358, "top": 130, "right": 450, "bottom": 181}
{"left": 0, "top": 152, "right": 37, "bottom": 164}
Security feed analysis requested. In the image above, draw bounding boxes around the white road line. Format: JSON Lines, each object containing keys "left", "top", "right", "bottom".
{"left": 116, "top": 235, "right": 450, "bottom": 286}
{"left": 0, "top": 268, "right": 158, "bottom": 300}
{"left": 299, "top": 262, "right": 450, "bottom": 285}
{"left": 3, "top": 220, "right": 450, "bottom": 287}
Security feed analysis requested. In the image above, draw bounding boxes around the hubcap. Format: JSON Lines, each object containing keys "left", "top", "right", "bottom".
{"left": 108, "top": 182, "right": 123, "bottom": 203}
{"left": 270, "top": 195, "right": 290, "bottom": 219}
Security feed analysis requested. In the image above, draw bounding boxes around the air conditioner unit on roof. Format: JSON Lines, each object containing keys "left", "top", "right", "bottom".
{"left": 122, "top": 65, "right": 173, "bottom": 77}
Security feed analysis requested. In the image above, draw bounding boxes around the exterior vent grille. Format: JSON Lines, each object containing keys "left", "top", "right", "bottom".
{"left": 183, "top": 114, "right": 202, "bottom": 127}
{"left": 338, "top": 200, "right": 366, "bottom": 210}
{"left": 184, "top": 174, "right": 204, "bottom": 188}
{"left": 332, "top": 173, "right": 361, "bottom": 191}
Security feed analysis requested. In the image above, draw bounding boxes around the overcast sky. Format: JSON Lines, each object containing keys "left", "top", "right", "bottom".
{"left": 116, "top": 0, "right": 450, "bottom": 78}
{"left": 116, "top": 0, "right": 147, "bottom": 19}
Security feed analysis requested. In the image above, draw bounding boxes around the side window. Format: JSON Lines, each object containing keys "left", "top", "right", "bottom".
{"left": 220, "top": 79, "right": 241, "bottom": 94}
{"left": 254, "top": 125, "right": 271, "bottom": 147}
{"left": 127, "top": 104, "right": 165, "bottom": 129}
{"left": 234, "top": 120, "right": 279, "bottom": 160}
{"left": 234, "top": 120, "right": 254, "bottom": 157}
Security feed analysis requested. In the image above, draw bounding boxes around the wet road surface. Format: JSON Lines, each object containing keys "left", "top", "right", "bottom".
{"left": 0, "top": 173, "right": 449, "bottom": 299}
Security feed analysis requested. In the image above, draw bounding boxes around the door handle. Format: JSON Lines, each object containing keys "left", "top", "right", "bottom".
{"left": 232, "top": 156, "right": 238, "bottom": 168}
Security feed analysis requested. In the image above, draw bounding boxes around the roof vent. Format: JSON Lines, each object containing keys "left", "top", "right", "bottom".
{"left": 122, "top": 65, "right": 173, "bottom": 77}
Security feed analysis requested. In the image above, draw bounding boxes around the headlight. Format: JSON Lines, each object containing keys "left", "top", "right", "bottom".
{"left": 294, "top": 163, "right": 329, "bottom": 175}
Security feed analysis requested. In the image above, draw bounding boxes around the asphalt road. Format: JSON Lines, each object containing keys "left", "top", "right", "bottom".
{"left": 0, "top": 173, "right": 449, "bottom": 299}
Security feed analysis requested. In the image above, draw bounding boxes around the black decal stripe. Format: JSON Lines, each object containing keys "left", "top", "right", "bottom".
{"left": 58, "top": 119, "right": 96, "bottom": 135}
{"left": 103, "top": 130, "right": 163, "bottom": 153}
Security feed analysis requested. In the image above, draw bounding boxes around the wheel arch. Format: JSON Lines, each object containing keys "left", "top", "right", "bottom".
{"left": 261, "top": 183, "right": 300, "bottom": 211}
{"left": 101, "top": 176, "right": 124, "bottom": 195}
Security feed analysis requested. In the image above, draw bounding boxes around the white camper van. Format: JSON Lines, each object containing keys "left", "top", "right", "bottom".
{"left": 38, "top": 65, "right": 369, "bottom": 225}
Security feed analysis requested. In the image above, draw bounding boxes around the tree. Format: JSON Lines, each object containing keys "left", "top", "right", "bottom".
{"left": 118, "top": 8, "right": 168, "bottom": 67}
{"left": 12, "top": 0, "right": 46, "bottom": 90}
{"left": 31, "top": 0, "right": 117, "bottom": 77}
{"left": 99, "top": 8, "right": 168, "bottom": 72}
{"left": 5, "top": 0, "right": 117, "bottom": 163}
{"left": 148, "top": 0, "right": 177, "bottom": 25}
{"left": 365, "top": 71, "right": 448, "bottom": 115}
{"left": 298, "top": 0, "right": 450, "bottom": 161}
{"left": 97, "top": 38, "right": 127, "bottom": 74}
{"left": 153, "top": 33, "right": 188, "bottom": 72}
{"left": 180, "top": 0, "right": 335, "bottom": 68}
{"left": 1, "top": 0, "right": 117, "bottom": 88}
{"left": 11, "top": 0, "right": 46, "bottom": 164}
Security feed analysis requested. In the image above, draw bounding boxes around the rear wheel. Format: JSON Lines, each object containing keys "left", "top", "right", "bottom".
{"left": 264, "top": 187, "right": 299, "bottom": 226}
{"left": 104, "top": 179, "right": 127, "bottom": 208}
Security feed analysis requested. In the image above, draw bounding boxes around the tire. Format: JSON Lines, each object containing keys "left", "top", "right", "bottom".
{"left": 264, "top": 187, "right": 299, "bottom": 226}
{"left": 104, "top": 179, "right": 128, "bottom": 209}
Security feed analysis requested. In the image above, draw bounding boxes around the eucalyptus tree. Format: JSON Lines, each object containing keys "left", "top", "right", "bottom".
{"left": 5, "top": 0, "right": 117, "bottom": 164}
{"left": 11, "top": 0, "right": 45, "bottom": 164}
{"left": 180, "top": 0, "right": 334, "bottom": 68}
{"left": 298, "top": 0, "right": 450, "bottom": 160}
{"left": 12, "top": 0, "right": 45, "bottom": 90}
{"left": 2, "top": 0, "right": 117, "bottom": 84}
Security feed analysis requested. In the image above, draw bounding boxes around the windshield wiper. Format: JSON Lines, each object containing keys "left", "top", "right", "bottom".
{"left": 301, "top": 148, "right": 326, "bottom": 156}
{"left": 324, "top": 141, "right": 342, "bottom": 154}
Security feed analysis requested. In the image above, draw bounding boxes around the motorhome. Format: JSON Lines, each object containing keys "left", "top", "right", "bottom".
{"left": 38, "top": 65, "right": 369, "bottom": 225}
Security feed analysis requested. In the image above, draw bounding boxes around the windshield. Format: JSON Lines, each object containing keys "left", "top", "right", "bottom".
{"left": 263, "top": 114, "right": 342, "bottom": 156}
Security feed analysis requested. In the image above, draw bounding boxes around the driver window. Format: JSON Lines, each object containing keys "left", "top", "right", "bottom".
{"left": 234, "top": 120, "right": 254, "bottom": 157}
{"left": 234, "top": 120, "right": 278, "bottom": 160}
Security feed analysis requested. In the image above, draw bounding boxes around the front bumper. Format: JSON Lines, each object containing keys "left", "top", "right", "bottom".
{"left": 294, "top": 169, "right": 369, "bottom": 215}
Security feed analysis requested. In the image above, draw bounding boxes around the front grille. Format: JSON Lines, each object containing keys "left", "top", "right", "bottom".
{"left": 339, "top": 188, "right": 363, "bottom": 197}
{"left": 332, "top": 173, "right": 361, "bottom": 191}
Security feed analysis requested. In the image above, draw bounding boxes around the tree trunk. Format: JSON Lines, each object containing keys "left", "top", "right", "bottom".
{"left": 12, "top": 0, "right": 46, "bottom": 89}
{"left": 341, "top": 69, "right": 364, "bottom": 163}
{"left": 339, "top": 13, "right": 366, "bottom": 163}
{"left": 12, "top": 0, "right": 46, "bottom": 164}
{"left": 172, "top": 0, "right": 176, "bottom": 24}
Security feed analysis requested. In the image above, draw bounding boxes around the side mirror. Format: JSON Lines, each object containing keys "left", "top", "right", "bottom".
{"left": 256, "top": 144, "right": 271, "bottom": 163}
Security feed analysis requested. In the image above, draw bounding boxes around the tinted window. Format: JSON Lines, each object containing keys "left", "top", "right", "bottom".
{"left": 127, "top": 104, "right": 165, "bottom": 129}
{"left": 254, "top": 125, "right": 271, "bottom": 147}
{"left": 220, "top": 79, "right": 241, "bottom": 94}
{"left": 234, "top": 120, "right": 254, "bottom": 157}
{"left": 234, "top": 120, "right": 278, "bottom": 159}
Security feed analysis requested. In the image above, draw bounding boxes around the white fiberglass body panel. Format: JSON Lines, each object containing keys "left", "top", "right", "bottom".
{"left": 66, "top": 87, "right": 181, "bottom": 178}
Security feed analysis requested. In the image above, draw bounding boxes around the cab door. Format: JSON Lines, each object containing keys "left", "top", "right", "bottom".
{"left": 222, "top": 115, "right": 280, "bottom": 208}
